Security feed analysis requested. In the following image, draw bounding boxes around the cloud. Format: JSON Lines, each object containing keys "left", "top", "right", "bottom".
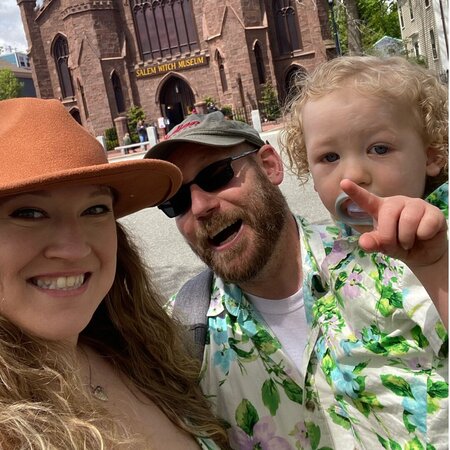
{"left": 0, "top": 1, "right": 28, "bottom": 52}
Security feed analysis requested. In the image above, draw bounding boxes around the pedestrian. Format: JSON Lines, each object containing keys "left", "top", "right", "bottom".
{"left": 145, "top": 109, "right": 447, "bottom": 449}
{"left": 0, "top": 97, "right": 230, "bottom": 450}
{"left": 282, "top": 55, "right": 448, "bottom": 449}
{"left": 122, "top": 131, "right": 132, "bottom": 154}
{"left": 136, "top": 119, "right": 148, "bottom": 149}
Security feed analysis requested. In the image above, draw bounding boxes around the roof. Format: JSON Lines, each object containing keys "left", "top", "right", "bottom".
{"left": 0, "top": 59, "right": 33, "bottom": 78}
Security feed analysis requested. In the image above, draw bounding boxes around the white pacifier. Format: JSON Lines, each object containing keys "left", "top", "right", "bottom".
{"left": 335, "top": 192, "right": 373, "bottom": 226}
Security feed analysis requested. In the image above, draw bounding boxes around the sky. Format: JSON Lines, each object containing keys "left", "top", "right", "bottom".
{"left": 0, "top": 0, "right": 30, "bottom": 53}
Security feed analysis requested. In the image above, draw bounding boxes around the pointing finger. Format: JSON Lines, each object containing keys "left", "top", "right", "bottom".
{"left": 340, "top": 179, "right": 382, "bottom": 219}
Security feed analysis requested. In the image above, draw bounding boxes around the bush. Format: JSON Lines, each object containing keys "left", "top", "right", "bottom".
{"left": 104, "top": 127, "right": 118, "bottom": 151}
{"left": 259, "top": 82, "right": 281, "bottom": 121}
{"left": 220, "top": 104, "right": 233, "bottom": 119}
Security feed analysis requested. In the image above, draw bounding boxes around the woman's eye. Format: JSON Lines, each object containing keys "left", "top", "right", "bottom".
{"left": 322, "top": 153, "right": 340, "bottom": 163}
{"left": 10, "top": 208, "right": 46, "bottom": 219}
{"left": 83, "top": 204, "right": 112, "bottom": 216}
{"left": 370, "top": 145, "right": 389, "bottom": 155}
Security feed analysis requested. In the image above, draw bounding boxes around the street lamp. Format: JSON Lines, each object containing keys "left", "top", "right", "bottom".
{"left": 327, "top": 0, "right": 342, "bottom": 56}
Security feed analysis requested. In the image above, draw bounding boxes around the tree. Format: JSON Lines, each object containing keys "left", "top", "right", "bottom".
{"left": 0, "top": 69, "right": 23, "bottom": 100}
{"left": 335, "top": 0, "right": 401, "bottom": 55}
{"left": 126, "top": 105, "right": 146, "bottom": 142}
{"left": 343, "top": 0, "right": 363, "bottom": 55}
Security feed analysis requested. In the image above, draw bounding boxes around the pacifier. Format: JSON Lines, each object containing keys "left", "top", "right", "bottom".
{"left": 335, "top": 192, "right": 373, "bottom": 226}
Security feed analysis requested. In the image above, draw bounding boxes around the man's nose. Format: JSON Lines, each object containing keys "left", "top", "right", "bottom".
{"left": 189, "top": 184, "right": 220, "bottom": 218}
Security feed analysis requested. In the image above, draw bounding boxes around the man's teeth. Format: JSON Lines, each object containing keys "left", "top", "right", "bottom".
{"left": 34, "top": 275, "right": 85, "bottom": 290}
{"left": 210, "top": 220, "right": 242, "bottom": 246}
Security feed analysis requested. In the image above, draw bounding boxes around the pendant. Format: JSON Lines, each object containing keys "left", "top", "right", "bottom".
{"left": 91, "top": 385, "right": 109, "bottom": 402}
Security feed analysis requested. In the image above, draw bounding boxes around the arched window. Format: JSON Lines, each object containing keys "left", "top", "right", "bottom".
{"left": 132, "top": 0, "right": 199, "bottom": 61}
{"left": 111, "top": 71, "right": 125, "bottom": 113}
{"left": 53, "top": 35, "right": 74, "bottom": 98}
{"left": 216, "top": 50, "right": 228, "bottom": 92}
{"left": 254, "top": 41, "right": 266, "bottom": 84}
{"left": 273, "top": 0, "right": 302, "bottom": 55}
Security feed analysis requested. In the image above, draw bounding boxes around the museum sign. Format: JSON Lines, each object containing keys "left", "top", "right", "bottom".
{"left": 135, "top": 55, "right": 209, "bottom": 78}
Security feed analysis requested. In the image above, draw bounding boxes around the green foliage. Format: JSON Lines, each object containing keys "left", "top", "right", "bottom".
{"left": 203, "top": 95, "right": 217, "bottom": 106}
{"left": 335, "top": 0, "right": 401, "bottom": 55}
{"left": 0, "top": 69, "right": 23, "bottom": 100}
{"left": 259, "top": 82, "right": 281, "bottom": 121}
{"left": 126, "top": 105, "right": 146, "bottom": 142}
{"left": 220, "top": 104, "right": 233, "bottom": 119}
{"left": 104, "top": 127, "right": 118, "bottom": 151}
{"left": 408, "top": 54, "right": 428, "bottom": 68}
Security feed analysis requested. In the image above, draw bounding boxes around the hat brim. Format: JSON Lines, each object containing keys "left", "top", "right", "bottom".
{"left": 145, "top": 135, "right": 246, "bottom": 160}
{"left": 0, "top": 159, "right": 181, "bottom": 218}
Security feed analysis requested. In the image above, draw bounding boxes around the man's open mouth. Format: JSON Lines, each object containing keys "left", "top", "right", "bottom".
{"left": 209, "top": 220, "right": 243, "bottom": 247}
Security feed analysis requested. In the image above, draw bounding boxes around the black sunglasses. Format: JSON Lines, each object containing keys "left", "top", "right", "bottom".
{"left": 158, "top": 147, "right": 260, "bottom": 218}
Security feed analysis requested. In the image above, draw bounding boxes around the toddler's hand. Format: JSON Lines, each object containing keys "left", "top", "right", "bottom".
{"left": 340, "top": 179, "right": 448, "bottom": 268}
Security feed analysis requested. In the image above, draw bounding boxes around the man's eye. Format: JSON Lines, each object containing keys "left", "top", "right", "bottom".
{"left": 322, "top": 153, "right": 339, "bottom": 163}
{"left": 10, "top": 208, "right": 46, "bottom": 219}
{"left": 83, "top": 204, "right": 112, "bottom": 216}
{"left": 370, "top": 145, "right": 389, "bottom": 155}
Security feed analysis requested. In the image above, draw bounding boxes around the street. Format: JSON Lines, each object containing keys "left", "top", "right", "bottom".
{"left": 118, "top": 129, "right": 330, "bottom": 299}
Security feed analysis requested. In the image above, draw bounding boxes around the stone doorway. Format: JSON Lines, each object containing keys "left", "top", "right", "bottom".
{"left": 159, "top": 76, "right": 195, "bottom": 131}
{"left": 69, "top": 108, "right": 82, "bottom": 125}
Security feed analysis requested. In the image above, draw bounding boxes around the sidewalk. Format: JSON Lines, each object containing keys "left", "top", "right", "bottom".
{"left": 107, "top": 147, "right": 147, "bottom": 160}
{"left": 107, "top": 121, "right": 284, "bottom": 161}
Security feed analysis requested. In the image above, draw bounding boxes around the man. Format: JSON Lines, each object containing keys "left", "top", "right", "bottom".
{"left": 136, "top": 119, "right": 148, "bottom": 149}
{"left": 145, "top": 112, "right": 330, "bottom": 449}
{"left": 145, "top": 112, "right": 447, "bottom": 450}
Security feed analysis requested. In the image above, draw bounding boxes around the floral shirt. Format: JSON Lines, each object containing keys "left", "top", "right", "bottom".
{"left": 198, "top": 436, "right": 223, "bottom": 449}
{"left": 173, "top": 185, "right": 448, "bottom": 450}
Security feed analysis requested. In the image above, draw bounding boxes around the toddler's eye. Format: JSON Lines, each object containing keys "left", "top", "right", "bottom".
{"left": 83, "top": 204, "right": 112, "bottom": 216}
{"left": 10, "top": 208, "right": 46, "bottom": 219}
{"left": 370, "top": 145, "right": 389, "bottom": 155}
{"left": 322, "top": 153, "right": 339, "bottom": 163}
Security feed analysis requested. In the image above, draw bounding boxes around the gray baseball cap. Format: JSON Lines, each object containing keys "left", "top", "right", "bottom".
{"left": 144, "top": 111, "right": 265, "bottom": 160}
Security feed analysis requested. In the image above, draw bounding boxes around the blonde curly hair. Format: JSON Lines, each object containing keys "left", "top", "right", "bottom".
{"left": 0, "top": 222, "right": 230, "bottom": 449}
{"left": 281, "top": 56, "right": 448, "bottom": 196}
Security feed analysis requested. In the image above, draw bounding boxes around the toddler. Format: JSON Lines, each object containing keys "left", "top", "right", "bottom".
{"left": 282, "top": 56, "right": 448, "bottom": 450}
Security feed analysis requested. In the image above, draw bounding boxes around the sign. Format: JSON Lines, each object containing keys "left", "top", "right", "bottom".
{"left": 136, "top": 55, "right": 209, "bottom": 79}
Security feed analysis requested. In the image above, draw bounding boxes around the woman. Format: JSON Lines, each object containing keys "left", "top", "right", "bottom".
{"left": 0, "top": 97, "right": 229, "bottom": 449}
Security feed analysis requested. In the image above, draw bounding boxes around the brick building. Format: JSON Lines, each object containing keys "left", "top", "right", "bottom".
{"left": 18, "top": 0, "right": 336, "bottom": 139}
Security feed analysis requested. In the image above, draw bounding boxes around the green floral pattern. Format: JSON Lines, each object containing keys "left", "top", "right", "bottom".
{"left": 174, "top": 184, "right": 448, "bottom": 450}
{"left": 299, "top": 183, "right": 448, "bottom": 450}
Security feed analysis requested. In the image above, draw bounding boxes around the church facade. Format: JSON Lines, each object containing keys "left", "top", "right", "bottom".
{"left": 18, "top": 0, "right": 336, "bottom": 137}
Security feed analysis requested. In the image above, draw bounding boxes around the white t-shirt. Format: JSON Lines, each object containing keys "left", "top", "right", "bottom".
{"left": 245, "top": 289, "right": 308, "bottom": 372}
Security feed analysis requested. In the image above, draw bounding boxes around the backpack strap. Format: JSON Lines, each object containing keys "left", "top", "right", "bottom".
{"left": 173, "top": 268, "right": 214, "bottom": 361}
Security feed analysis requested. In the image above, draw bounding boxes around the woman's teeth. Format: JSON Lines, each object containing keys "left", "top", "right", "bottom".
{"left": 33, "top": 275, "right": 85, "bottom": 290}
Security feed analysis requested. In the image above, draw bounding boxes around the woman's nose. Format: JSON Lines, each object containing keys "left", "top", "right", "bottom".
{"left": 44, "top": 220, "right": 92, "bottom": 260}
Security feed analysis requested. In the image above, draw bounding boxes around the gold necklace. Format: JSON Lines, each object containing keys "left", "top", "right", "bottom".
{"left": 81, "top": 347, "right": 109, "bottom": 402}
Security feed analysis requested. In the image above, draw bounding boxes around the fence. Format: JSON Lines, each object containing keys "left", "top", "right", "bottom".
{"left": 231, "top": 102, "right": 282, "bottom": 125}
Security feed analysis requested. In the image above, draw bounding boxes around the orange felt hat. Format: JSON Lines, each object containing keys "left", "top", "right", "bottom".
{"left": 0, "top": 97, "right": 182, "bottom": 217}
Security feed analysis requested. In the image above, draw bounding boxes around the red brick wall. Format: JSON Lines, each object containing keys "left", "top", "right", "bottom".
{"left": 18, "top": 0, "right": 334, "bottom": 137}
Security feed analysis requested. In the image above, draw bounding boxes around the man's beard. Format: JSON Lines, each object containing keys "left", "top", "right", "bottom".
{"left": 187, "top": 167, "right": 289, "bottom": 284}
